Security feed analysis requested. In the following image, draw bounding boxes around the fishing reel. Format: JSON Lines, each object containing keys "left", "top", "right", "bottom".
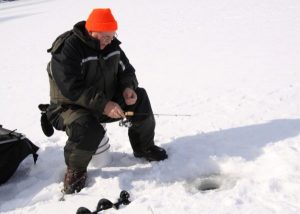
{"left": 119, "top": 112, "right": 134, "bottom": 128}
{"left": 119, "top": 118, "right": 132, "bottom": 128}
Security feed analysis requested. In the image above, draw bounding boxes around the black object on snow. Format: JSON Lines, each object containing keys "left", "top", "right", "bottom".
{"left": 76, "top": 190, "right": 131, "bottom": 214}
{"left": 0, "top": 125, "right": 39, "bottom": 185}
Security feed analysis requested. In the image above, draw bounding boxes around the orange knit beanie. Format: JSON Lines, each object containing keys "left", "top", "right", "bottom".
{"left": 85, "top": 8, "right": 118, "bottom": 32}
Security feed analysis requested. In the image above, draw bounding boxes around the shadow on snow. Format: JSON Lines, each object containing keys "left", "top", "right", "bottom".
{"left": 96, "top": 118, "right": 300, "bottom": 190}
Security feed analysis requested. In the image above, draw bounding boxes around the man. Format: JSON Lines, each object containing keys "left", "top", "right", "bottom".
{"left": 46, "top": 8, "right": 168, "bottom": 194}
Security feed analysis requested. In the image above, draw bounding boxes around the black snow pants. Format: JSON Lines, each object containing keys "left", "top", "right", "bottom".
{"left": 62, "top": 87, "right": 155, "bottom": 171}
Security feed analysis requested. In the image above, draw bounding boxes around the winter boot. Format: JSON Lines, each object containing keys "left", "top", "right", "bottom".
{"left": 134, "top": 145, "right": 168, "bottom": 161}
{"left": 63, "top": 168, "right": 87, "bottom": 194}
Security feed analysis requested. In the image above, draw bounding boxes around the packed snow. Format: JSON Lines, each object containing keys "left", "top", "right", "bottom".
{"left": 1, "top": 0, "right": 300, "bottom": 213}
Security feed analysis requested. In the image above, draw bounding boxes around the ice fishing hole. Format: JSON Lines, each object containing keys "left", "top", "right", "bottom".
{"left": 197, "top": 178, "right": 221, "bottom": 191}
{"left": 185, "top": 175, "right": 237, "bottom": 193}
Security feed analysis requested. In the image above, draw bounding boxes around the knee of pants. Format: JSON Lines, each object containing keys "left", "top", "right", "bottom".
{"left": 66, "top": 115, "right": 105, "bottom": 152}
{"left": 135, "top": 87, "right": 147, "bottom": 99}
{"left": 130, "top": 88, "right": 154, "bottom": 122}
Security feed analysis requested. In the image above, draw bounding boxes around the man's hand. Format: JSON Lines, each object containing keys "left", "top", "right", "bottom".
{"left": 103, "top": 101, "right": 125, "bottom": 118}
{"left": 123, "top": 87, "right": 137, "bottom": 105}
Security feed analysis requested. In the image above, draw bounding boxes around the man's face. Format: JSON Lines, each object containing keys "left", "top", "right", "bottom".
{"left": 90, "top": 31, "right": 116, "bottom": 50}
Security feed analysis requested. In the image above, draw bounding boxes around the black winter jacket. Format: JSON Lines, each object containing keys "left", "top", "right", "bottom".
{"left": 47, "top": 21, "right": 138, "bottom": 115}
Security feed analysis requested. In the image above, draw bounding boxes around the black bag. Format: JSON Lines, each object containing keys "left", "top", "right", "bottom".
{"left": 0, "top": 125, "right": 39, "bottom": 185}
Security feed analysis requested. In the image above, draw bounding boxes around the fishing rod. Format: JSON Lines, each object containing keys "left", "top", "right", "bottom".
{"left": 120, "top": 111, "right": 191, "bottom": 127}
{"left": 124, "top": 112, "right": 192, "bottom": 117}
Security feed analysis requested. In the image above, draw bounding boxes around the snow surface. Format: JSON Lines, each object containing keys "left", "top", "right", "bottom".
{"left": 1, "top": 0, "right": 300, "bottom": 213}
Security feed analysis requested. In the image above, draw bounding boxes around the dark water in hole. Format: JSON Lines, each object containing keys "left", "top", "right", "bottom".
{"left": 185, "top": 174, "right": 237, "bottom": 193}
{"left": 197, "top": 178, "right": 221, "bottom": 191}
